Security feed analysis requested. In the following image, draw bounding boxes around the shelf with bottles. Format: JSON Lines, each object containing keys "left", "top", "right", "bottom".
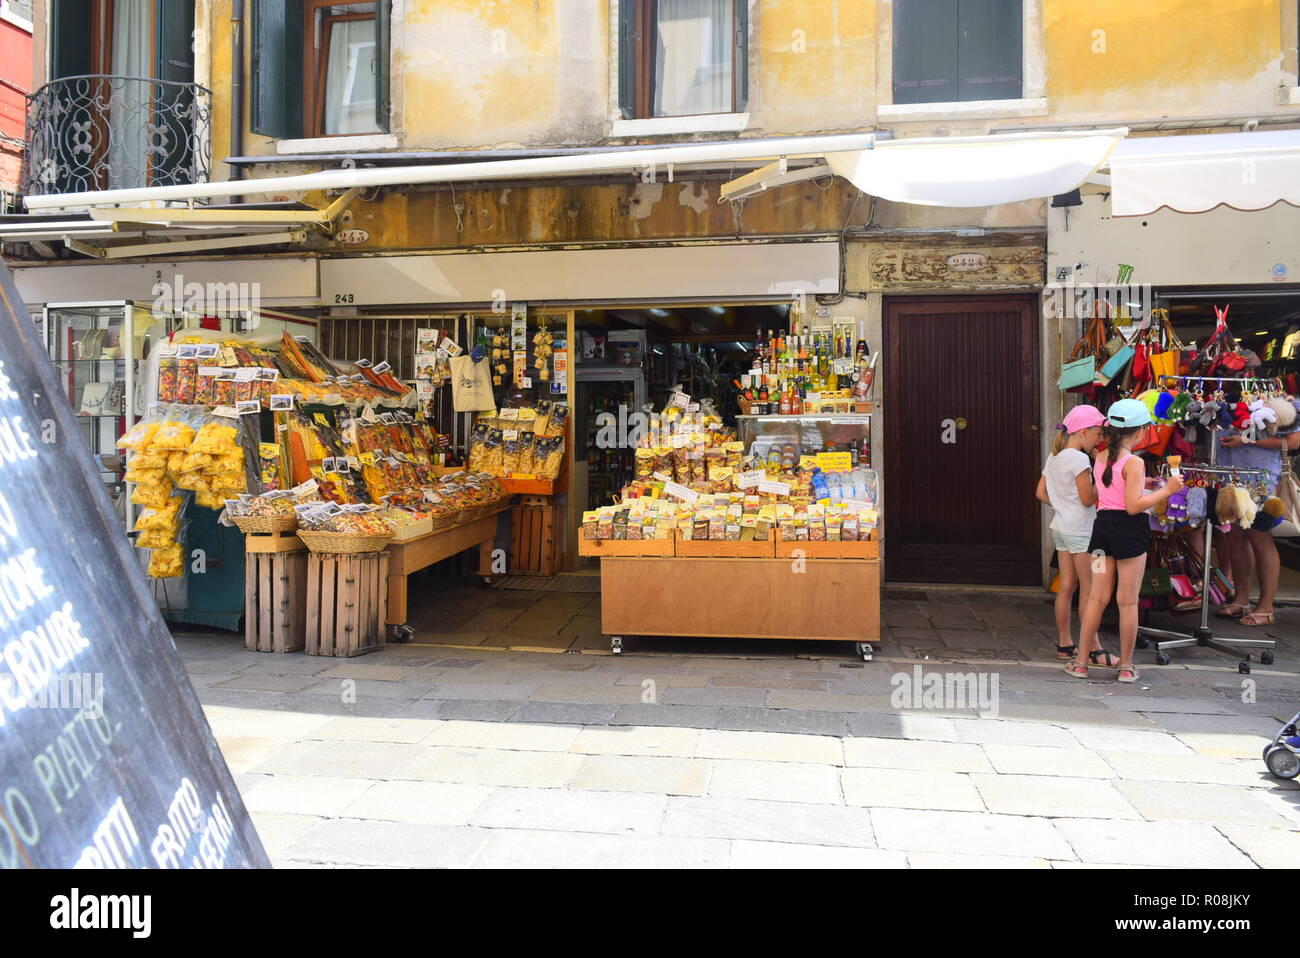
{"left": 734, "top": 317, "right": 877, "bottom": 418}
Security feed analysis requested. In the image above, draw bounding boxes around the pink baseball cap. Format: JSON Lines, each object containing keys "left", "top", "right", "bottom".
{"left": 1061, "top": 404, "right": 1106, "bottom": 433}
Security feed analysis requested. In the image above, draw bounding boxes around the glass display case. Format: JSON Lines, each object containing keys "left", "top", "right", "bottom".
{"left": 736, "top": 413, "right": 872, "bottom": 468}
{"left": 43, "top": 301, "right": 171, "bottom": 522}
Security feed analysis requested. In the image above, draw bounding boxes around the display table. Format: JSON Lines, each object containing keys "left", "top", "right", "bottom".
{"left": 587, "top": 539, "right": 881, "bottom": 660}
{"left": 384, "top": 504, "right": 510, "bottom": 638}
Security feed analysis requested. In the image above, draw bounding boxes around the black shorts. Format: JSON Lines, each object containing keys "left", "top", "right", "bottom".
{"left": 1087, "top": 510, "right": 1150, "bottom": 561}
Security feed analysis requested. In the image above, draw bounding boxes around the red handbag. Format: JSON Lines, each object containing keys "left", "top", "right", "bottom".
{"left": 1133, "top": 423, "right": 1174, "bottom": 456}
{"left": 1131, "top": 344, "right": 1151, "bottom": 385}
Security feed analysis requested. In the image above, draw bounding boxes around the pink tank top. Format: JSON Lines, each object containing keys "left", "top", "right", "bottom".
{"left": 1095, "top": 453, "right": 1135, "bottom": 511}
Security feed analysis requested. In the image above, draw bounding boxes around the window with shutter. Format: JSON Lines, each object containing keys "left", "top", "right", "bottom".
{"left": 893, "top": 0, "right": 1022, "bottom": 105}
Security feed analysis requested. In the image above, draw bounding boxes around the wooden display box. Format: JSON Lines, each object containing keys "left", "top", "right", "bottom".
{"left": 599, "top": 556, "right": 880, "bottom": 643}
{"left": 774, "top": 537, "right": 879, "bottom": 559}
{"left": 674, "top": 533, "right": 776, "bottom": 558}
{"left": 305, "top": 552, "right": 388, "bottom": 656}
{"left": 389, "top": 517, "right": 434, "bottom": 542}
{"left": 501, "top": 476, "right": 555, "bottom": 496}
{"left": 510, "top": 497, "right": 560, "bottom": 575}
{"left": 578, "top": 536, "right": 675, "bottom": 557}
{"left": 244, "top": 530, "right": 305, "bottom": 554}
{"left": 244, "top": 551, "right": 308, "bottom": 652}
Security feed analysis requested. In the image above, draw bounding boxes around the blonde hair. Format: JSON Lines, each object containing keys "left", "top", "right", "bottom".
{"left": 1051, "top": 427, "right": 1069, "bottom": 455}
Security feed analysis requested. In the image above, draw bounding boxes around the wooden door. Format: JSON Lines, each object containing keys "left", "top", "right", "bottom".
{"left": 883, "top": 295, "right": 1041, "bottom": 584}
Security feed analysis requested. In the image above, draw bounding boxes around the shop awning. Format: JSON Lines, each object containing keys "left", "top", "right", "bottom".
{"left": 822, "top": 129, "right": 1126, "bottom": 208}
{"left": 1107, "top": 130, "right": 1300, "bottom": 217}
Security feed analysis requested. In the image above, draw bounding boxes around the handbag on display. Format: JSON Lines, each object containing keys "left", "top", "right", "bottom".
{"left": 1059, "top": 309, "right": 1111, "bottom": 392}
{"left": 1139, "top": 567, "right": 1172, "bottom": 597}
{"left": 1133, "top": 422, "right": 1175, "bottom": 456}
{"left": 1271, "top": 452, "right": 1300, "bottom": 538}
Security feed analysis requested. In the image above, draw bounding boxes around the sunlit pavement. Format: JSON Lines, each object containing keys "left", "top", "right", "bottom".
{"left": 178, "top": 583, "right": 1300, "bottom": 868}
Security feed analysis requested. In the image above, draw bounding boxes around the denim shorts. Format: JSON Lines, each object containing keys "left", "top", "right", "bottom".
{"left": 1051, "top": 528, "right": 1092, "bottom": 555}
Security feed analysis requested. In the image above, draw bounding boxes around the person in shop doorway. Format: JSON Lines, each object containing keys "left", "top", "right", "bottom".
{"left": 1036, "top": 404, "right": 1114, "bottom": 664}
{"left": 1215, "top": 395, "right": 1300, "bottom": 628}
{"left": 1069, "top": 400, "right": 1184, "bottom": 683}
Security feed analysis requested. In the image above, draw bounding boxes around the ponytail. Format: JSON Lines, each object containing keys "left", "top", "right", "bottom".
{"left": 1051, "top": 426, "right": 1069, "bottom": 455}
{"left": 1100, "top": 426, "right": 1140, "bottom": 487}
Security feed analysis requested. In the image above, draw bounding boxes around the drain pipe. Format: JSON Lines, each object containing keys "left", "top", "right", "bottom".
{"left": 230, "top": 0, "right": 245, "bottom": 180}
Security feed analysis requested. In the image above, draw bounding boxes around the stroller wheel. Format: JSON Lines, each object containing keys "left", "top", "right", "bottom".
{"left": 1264, "top": 745, "right": 1300, "bottom": 780}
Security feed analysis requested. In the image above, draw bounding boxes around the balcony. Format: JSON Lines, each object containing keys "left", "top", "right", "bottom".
{"left": 22, "top": 75, "right": 210, "bottom": 197}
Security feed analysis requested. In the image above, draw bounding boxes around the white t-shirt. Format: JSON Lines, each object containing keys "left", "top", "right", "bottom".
{"left": 1042, "top": 448, "right": 1096, "bottom": 537}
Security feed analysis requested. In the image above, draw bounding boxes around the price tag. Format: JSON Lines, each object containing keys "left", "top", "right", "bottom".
{"left": 236, "top": 399, "right": 261, "bottom": 416}
{"left": 737, "top": 470, "right": 764, "bottom": 489}
{"left": 195, "top": 343, "right": 221, "bottom": 359}
{"left": 212, "top": 405, "right": 239, "bottom": 419}
{"left": 799, "top": 455, "right": 819, "bottom": 470}
{"left": 758, "top": 479, "right": 791, "bottom": 496}
{"left": 197, "top": 365, "right": 222, "bottom": 378}
{"left": 258, "top": 367, "right": 280, "bottom": 381}
{"left": 373, "top": 361, "right": 392, "bottom": 375}
{"left": 672, "top": 392, "right": 690, "bottom": 409}
{"left": 322, "top": 457, "right": 337, "bottom": 472}
{"left": 440, "top": 337, "right": 462, "bottom": 357}
{"left": 234, "top": 368, "right": 259, "bottom": 382}
{"left": 270, "top": 394, "right": 294, "bottom": 411}
{"left": 652, "top": 471, "right": 671, "bottom": 482}
{"left": 817, "top": 452, "right": 852, "bottom": 472}
{"left": 291, "top": 478, "right": 319, "bottom": 497}
{"left": 354, "top": 358, "right": 373, "bottom": 368}
{"left": 663, "top": 481, "right": 698, "bottom": 503}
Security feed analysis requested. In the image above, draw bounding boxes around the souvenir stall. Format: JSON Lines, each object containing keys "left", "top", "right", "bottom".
{"left": 576, "top": 310, "right": 883, "bottom": 660}
{"left": 1059, "top": 300, "right": 1300, "bottom": 671}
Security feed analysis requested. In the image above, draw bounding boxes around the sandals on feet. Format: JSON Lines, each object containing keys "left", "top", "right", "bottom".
{"left": 1216, "top": 603, "right": 1250, "bottom": 618}
{"left": 1088, "top": 648, "right": 1120, "bottom": 668}
{"left": 1238, "top": 611, "right": 1274, "bottom": 627}
{"left": 1063, "top": 660, "right": 1089, "bottom": 679}
{"left": 1117, "top": 665, "right": 1139, "bottom": 683}
{"left": 1056, "top": 643, "right": 1078, "bottom": 660}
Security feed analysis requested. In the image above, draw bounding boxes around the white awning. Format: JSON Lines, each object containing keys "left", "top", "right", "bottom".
{"left": 823, "top": 129, "right": 1126, "bottom": 207}
{"left": 1107, "top": 130, "right": 1300, "bottom": 217}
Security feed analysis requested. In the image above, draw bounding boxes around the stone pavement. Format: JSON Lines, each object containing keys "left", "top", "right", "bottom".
{"left": 180, "top": 580, "right": 1300, "bottom": 868}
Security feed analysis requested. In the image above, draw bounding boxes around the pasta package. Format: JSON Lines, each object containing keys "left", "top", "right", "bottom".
{"left": 148, "top": 544, "right": 185, "bottom": 579}
{"left": 532, "top": 436, "right": 564, "bottom": 480}
{"left": 130, "top": 480, "right": 174, "bottom": 509}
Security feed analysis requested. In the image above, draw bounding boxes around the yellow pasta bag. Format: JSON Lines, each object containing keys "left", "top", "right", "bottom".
{"left": 209, "top": 473, "right": 246, "bottom": 494}
{"left": 148, "top": 545, "right": 184, "bottom": 579}
{"left": 135, "top": 528, "right": 174, "bottom": 549}
{"left": 206, "top": 453, "right": 245, "bottom": 475}
{"left": 179, "top": 451, "right": 214, "bottom": 472}
{"left": 118, "top": 420, "right": 160, "bottom": 450}
{"left": 152, "top": 420, "right": 196, "bottom": 450}
{"left": 195, "top": 490, "right": 225, "bottom": 510}
{"left": 134, "top": 496, "right": 183, "bottom": 532}
{"left": 190, "top": 422, "right": 239, "bottom": 455}
{"left": 165, "top": 451, "right": 187, "bottom": 476}
{"left": 127, "top": 450, "right": 167, "bottom": 470}
{"left": 123, "top": 466, "right": 166, "bottom": 485}
{"left": 131, "top": 481, "right": 174, "bottom": 509}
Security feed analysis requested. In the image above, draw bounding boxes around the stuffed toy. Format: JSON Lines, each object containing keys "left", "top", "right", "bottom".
{"left": 1186, "top": 485, "right": 1208, "bottom": 524}
{"left": 1248, "top": 398, "right": 1278, "bottom": 434}
{"left": 1264, "top": 395, "right": 1297, "bottom": 432}
{"left": 1166, "top": 488, "right": 1188, "bottom": 524}
{"left": 1231, "top": 401, "right": 1251, "bottom": 430}
{"left": 1215, "top": 484, "right": 1258, "bottom": 529}
{"left": 1253, "top": 497, "right": 1286, "bottom": 531}
{"left": 1168, "top": 391, "right": 1193, "bottom": 420}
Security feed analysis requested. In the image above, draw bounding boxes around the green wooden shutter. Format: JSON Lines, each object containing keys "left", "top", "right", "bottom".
{"left": 250, "top": 0, "right": 303, "bottom": 138}
{"left": 49, "top": 0, "right": 93, "bottom": 79}
{"left": 892, "top": 0, "right": 959, "bottom": 105}
{"left": 617, "top": 0, "right": 636, "bottom": 118}
{"left": 155, "top": 0, "right": 195, "bottom": 82}
{"left": 734, "top": 0, "right": 748, "bottom": 111}
{"left": 153, "top": 0, "right": 197, "bottom": 185}
{"left": 375, "top": 0, "right": 391, "bottom": 131}
{"left": 958, "top": 0, "right": 1022, "bottom": 102}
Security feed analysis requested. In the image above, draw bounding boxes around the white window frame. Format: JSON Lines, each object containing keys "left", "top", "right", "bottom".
{"left": 877, "top": 0, "right": 1046, "bottom": 122}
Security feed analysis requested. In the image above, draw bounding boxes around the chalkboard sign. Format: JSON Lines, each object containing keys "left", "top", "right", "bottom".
{"left": 0, "top": 264, "right": 269, "bottom": 869}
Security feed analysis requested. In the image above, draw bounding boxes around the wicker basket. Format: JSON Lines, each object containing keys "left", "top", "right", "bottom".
{"left": 427, "top": 510, "right": 456, "bottom": 531}
{"left": 232, "top": 514, "right": 297, "bottom": 534}
{"left": 297, "top": 530, "right": 393, "bottom": 554}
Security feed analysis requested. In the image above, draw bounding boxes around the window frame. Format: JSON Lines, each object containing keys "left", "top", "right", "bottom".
{"left": 303, "top": 0, "right": 379, "bottom": 138}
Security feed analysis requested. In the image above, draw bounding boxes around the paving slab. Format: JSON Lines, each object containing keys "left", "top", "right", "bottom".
{"left": 662, "top": 796, "right": 875, "bottom": 847}
{"left": 303, "top": 716, "right": 443, "bottom": 745}
{"left": 213, "top": 736, "right": 293, "bottom": 774}
{"left": 842, "top": 737, "right": 993, "bottom": 774}
{"left": 729, "top": 841, "right": 907, "bottom": 869}
{"left": 907, "top": 851, "right": 1052, "bottom": 868}
{"left": 610, "top": 704, "right": 722, "bottom": 728}
{"left": 707, "top": 759, "right": 843, "bottom": 805}
{"left": 568, "top": 754, "right": 713, "bottom": 797}
{"left": 571, "top": 724, "right": 701, "bottom": 758}
{"left": 844, "top": 712, "right": 959, "bottom": 741}
{"left": 471, "top": 787, "right": 667, "bottom": 836}
{"left": 951, "top": 719, "right": 1079, "bottom": 748}
{"left": 1113, "top": 780, "right": 1293, "bottom": 827}
{"left": 1067, "top": 725, "right": 1194, "bottom": 754}
{"left": 714, "top": 707, "right": 849, "bottom": 737}
{"left": 248, "top": 811, "right": 329, "bottom": 860}
{"left": 841, "top": 768, "right": 984, "bottom": 812}
{"left": 427, "top": 683, "right": 542, "bottom": 701}
{"left": 339, "top": 780, "right": 494, "bottom": 827}
{"left": 512, "top": 702, "right": 620, "bottom": 725}
{"left": 249, "top": 740, "right": 424, "bottom": 780}
{"left": 695, "top": 729, "right": 843, "bottom": 765}
{"left": 401, "top": 699, "right": 522, "bottom": 722}
{"left": 971, "top": 773, "right": 1139, "bottom": 819}
{"left": 284, "top": 819, "right": 491, "bottom": 868}
{"left": 872, "top": 807, "right": 1074, "bottom": 859}
{"left": 401, "top": 746, "right": 582, "bottom": 788}
{"left": 242, "top": 775, "right": 377, "bottom": 817}
{"left": 473, "top": 828, "right": 730, "bottom": 868}
{"left": 423, "top": 720, "right": 582, "bottom": 753}
{"left": 1216, "top": 823, "right": 1300, "bottom": 869}
{"left": 1053, "top": 818, "right": 1257, "bottom": 868}
{"left": 980, "top": 744, "right": 1116, "bottom": 779}
{"left": 1100, "top": 750, "right": 1271, "bottom": 788}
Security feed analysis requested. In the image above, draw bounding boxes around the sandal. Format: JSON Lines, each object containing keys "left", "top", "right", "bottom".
{"left": 1238, "top": 611, "right": 1274, "bottom": 627}
{"left": 1063, "top": 660, "right": 1089, "bottom": 679}
{"left": 1216, "top": 603, "right": 1250, "bottom": 618}
{"left": 1087, "top": 648, "right": 1120, "bottom": 668}
{"left": 1117, "top": 665, "right": 1139, "bottom": 683}
{"left": 1056, "top": 643, "right": 1078, "bottom": 660}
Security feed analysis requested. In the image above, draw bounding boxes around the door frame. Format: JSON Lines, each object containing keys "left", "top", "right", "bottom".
{"left": 882, "top": 292, "right": 1042, "bottom": 584}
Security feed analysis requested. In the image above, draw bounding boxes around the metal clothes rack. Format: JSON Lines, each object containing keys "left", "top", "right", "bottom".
{"left": 1138, "top": 375, "right": 1281, "bottom": 672}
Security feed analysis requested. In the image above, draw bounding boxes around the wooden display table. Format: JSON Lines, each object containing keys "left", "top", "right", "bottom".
{"left": 384, "top": 504, "right": 509, "bottom": 638}
{"left": 595, "top": 552, "right": 881, "bottom": 660}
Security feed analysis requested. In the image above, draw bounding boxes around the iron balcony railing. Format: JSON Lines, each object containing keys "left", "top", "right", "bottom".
{"left": 22, "top": 75, "right": 211, "bottom": 197}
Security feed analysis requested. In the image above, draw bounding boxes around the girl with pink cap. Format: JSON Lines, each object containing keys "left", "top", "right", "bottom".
{"left": 1036, "top": 404, "right": 1112, "bottom": 663}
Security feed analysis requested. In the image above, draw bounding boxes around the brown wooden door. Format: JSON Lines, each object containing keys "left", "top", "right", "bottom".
{"left": 883, "top": 295, "right": 1041, "bottom": 584}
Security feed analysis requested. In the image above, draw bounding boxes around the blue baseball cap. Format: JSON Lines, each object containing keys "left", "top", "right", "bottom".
{"left": 1107, "top": 398, "right": 1153, "bottom": 429}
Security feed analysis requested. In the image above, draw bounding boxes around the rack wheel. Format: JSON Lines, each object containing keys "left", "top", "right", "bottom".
{"left": 1238, "top": 661, "right": 1251, "bottom": 674}
{"left": 610, "top": 636, "right": 623, "bottom": 655}
{"left": 855, "top": 642, "right": 873, "bottom": 662}
{"left": 391, "top": 623, "right": 415, "bottom": 644}
{"left": 1136, "top": 636, "right": 1149, "bottom": 650}
{"left": 480, "top": 576, "right": 493, "bottom": 587}
{"left": 1261, "top": 650, "right": 1275, "bottom": 666}
{"left": 1155, "top": 652, "right": 1171, "bottom": 666}
{"left": 1264, "top": 745, "right": 1300, "bottom": 780}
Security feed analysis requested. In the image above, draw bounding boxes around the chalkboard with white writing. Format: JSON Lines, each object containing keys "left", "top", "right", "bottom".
{"left": 0, "top": 264, "right": 269, "bottom": 868}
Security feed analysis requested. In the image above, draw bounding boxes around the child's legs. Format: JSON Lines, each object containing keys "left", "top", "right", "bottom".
{"left": 1076, "top": 552, "right": 1114, "bottom": 661}
{"left": 1114, "top": 554, "right": 1148, "bottom": 665}
{"left": 1054, "top": 550, "right": 1078, "bottom": 645}
{"left": 1070, "top": 551, "right": 1094, "bottom": 620}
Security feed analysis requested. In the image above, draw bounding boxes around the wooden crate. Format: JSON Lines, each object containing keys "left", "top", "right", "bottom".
{"left": 674, "top": 533, "right": 776, "bottom": 558}
{"left": 244, "top": 551, "right": 308, "bottom": 652}
{"left": 774, "top": 537, "right": 879, "bottom": 559}
{"left": 304, "top": 552, "right": 389, "bottom": 656}
{"left": 244, "top": 530, "right": 305, "bottom": 554}
{"left": 509, "top": 497, "right": 560, "bottom": 575}
{"left": 578, "top": 536, "right": 675, "bottom": 557}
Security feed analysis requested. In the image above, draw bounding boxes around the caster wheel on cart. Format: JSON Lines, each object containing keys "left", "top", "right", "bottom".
{"left": 1238, "top": 661, "right": 1251, "bottom": 674}
{"left": 1261, "top": 650, "right": 1275, "bottom": 666}
{"left": 391, "top": 624, "right": 415, "bottom": 644}
{"left": 1264, "top": 744, "right": 1300, "bottom": 780}
{"left": 855, "top": 642, "right": 873, "bottom": 662}
{"left": 1135, "top": 636, "right": 1149, "bottom": 650}
{"left": 610, "top": 636, "right": 623, "bottom": 655}
{"left": 1155, "top": 652, "right": 1171, "bottom": 666}
{"left": 479, "top": 576, "right": 493, "bottom": 587}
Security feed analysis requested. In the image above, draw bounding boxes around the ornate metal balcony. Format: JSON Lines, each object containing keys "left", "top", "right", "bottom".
{"left": 22, "top": 75, "right": 211, "bottom": 197}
